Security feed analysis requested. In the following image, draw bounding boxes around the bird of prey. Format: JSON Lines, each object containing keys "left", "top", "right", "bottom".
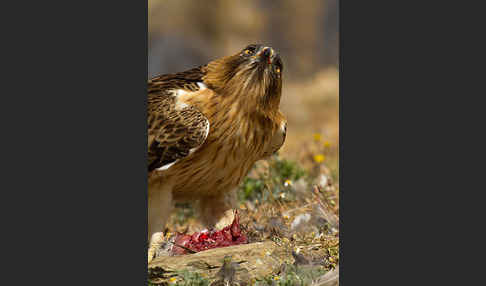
{"left": 147, "top": 44, "right": 287, "bottom": 262}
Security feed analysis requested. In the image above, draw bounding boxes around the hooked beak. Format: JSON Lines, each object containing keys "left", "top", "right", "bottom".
{"left": 256, "top": 46, "right": 274, "bottom": 64}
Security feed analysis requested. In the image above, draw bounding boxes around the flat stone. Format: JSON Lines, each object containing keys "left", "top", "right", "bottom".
{"left": 148, "top": 241, "right": 289, "bottom": 283}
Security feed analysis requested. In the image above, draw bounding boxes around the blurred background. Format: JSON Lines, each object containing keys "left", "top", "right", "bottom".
{"left": 149, "top": 0, "right": 339, "bottom": 178}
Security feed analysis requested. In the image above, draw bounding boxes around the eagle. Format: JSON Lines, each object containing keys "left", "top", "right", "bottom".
{"left": 148, "top": 44, "right": 287, "bottom": 262}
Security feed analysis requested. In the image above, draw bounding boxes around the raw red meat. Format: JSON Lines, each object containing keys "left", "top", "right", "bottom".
{"left": 170, "top": 211, "right": 248, "bottom": 255}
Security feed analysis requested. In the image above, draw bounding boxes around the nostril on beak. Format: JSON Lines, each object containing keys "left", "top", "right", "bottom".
{"left": 262, "top": 48, "right": 271, "bottom": 58}
{"left": 259, "top": 47, "right": 273, "bottom": 64}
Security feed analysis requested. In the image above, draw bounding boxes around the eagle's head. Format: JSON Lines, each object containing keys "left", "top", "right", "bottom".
{"left": 204, "top": 44, "right": 283, "bottom": 111}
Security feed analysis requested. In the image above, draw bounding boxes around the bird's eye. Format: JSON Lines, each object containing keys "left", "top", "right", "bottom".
{"left": 243, "top": 46, "right": 256, "bottom": 55}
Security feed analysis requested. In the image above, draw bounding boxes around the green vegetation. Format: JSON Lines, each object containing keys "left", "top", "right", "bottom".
{"left": 171, "top": 270, "right": 210, "bottom": 286}
{"left": 256, "top": 263, "right": 328, "bottom": 286}
{"left": 148, "top": 270, "right": 210, "bottom": 286}
{"left": 238, "top": 155, "right": 306, "bottom": 203}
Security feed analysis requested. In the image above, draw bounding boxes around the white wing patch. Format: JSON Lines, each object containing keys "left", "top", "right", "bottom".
{"left": 156, "top": 160, "right": 178, "bottom": 171}
{"left": 175, "top": 89, "right": 189, "bottom": 96}
{"left": 197, "top": 82, "right": 207, "bottom": 90}
{"left": 173, "top": 89, "right": 190, "bottom": 111}
{"left": 173, "top": 83, "right": 208, "bottom": 111}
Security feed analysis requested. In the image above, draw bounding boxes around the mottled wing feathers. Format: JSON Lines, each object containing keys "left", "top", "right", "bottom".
{"left": 148, "top": 67, "right": 210, "bottom": 172}
{"left": 148, "top": 66, "right": 207, "bottom": 93}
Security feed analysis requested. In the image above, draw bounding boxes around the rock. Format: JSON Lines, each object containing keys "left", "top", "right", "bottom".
{"left": 291, "top": 213, "right": 312, "bottom": 231}
{"left": 148, "top": 241, "right": 288, "bottom": 284}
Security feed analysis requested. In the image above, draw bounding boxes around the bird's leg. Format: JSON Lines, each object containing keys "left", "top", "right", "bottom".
{"left": 148, "top": 180, "right": 173, "bottom": 263}
{"left": 198, "top": 189, "right": 237, "bottom": 230}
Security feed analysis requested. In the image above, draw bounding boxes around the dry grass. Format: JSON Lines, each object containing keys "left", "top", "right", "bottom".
{"left": 156, "top": 153, "right": 339, "bottom": 285}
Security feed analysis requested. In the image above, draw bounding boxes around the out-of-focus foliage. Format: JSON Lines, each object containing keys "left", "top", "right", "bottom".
{"left": 149, "top": 0, "right": 338, "bottom": 79}
{"left": 239, "top": 155, "right": 306, "bottom": 202}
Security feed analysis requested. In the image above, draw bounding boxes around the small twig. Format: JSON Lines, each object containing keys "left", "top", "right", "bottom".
{"left": 169, "top": 241, "right": 197, "bottom": 254}
{"left": 313, "top": 185, "right": 339, "bottom": 228}
{"left": 284, "top": 203, "right": 316, "bottom": 214}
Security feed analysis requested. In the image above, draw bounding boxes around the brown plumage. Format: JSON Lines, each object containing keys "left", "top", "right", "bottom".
{"left": 148, "top": 44, "right": 287, "bottom": 262}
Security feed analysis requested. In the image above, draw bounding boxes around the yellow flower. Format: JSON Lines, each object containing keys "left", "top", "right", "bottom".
{"left": 323, "top": 141, "right": 330, "bottom": 148}
{"left": 284, "top": 179, "right": 292, "bottom": 187}
{"left": 273, "top": 276, "right": 280, "bottom": 281}
{"left": 169, "top": 277, "right": 177, "bottom": 283}
{"left": 314, "top": 154, "right": 325, "bottom": 163}
{"left": 313, "top": 133, "right": 322, "bottom": 142}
